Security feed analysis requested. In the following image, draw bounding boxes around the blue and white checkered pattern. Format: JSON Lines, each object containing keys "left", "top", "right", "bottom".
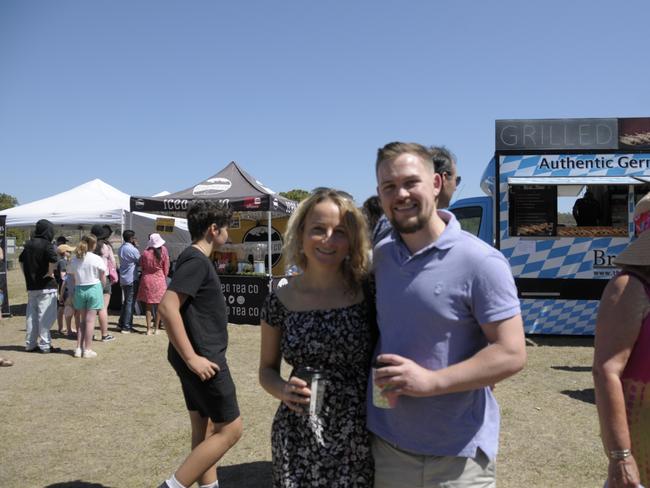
{"left": 498, "top": 154, "right": 649, "bottom": 335}
{"left": 521, "top": 299, "right": 597, "bottom": 335}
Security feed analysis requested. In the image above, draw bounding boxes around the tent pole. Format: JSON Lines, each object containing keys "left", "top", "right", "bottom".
{"left": 267, "top": 211, "right": 272, "bottom": 290}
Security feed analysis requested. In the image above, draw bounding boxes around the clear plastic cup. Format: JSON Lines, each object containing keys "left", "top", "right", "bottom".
{"left": 372, "top": 360, "right": 398, "bottom": 409}
{"left": 292, "top": 366, "right": 328, "bottom": 416}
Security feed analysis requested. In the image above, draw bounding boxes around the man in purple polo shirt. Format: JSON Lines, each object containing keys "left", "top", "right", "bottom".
{"left": 369, "top": 142, "right": 526, "bottom": 487}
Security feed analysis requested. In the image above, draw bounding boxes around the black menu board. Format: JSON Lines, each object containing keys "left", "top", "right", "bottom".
{"left": 509, "top": 185, "right": 557, "bottom": 236}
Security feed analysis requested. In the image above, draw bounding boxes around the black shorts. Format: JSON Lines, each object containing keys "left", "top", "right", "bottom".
{"left": 172, "top": 358, "right": 240, "bottom": 423}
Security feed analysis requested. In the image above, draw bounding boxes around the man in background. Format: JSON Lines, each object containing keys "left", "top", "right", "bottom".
{"left": 19, "top": 219, "right": 60, "bottom": 353}
{"left": 118, "top": 229, "right": 140, "bottom": 334}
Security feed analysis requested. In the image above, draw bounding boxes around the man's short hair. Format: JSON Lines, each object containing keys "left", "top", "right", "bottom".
{"left": 56, "top": 236, "right": 68, "bottom": 245}
{"left": 375, "top": 142, "right": 434, "bottom": 173}
{"left": 430, "top": 146, "right": 456, "bottom": 177}
{"left": 187, "top": 200, "right": 233, "bottom": 241}
{"left": 122, "top": 230, "right": 136, "bottom": 242}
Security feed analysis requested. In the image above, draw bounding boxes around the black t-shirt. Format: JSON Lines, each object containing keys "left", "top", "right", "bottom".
{"left": 167, "top": 246, "right": 229, "bottom": 368}
{"left": 19, "top": 238, "right": 58, "bottom": 290}
{"left": 54, "top": 258, "right": 67, "bottom": 285}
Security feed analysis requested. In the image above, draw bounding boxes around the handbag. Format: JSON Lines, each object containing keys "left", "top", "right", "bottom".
{"left": 107, "top": 257, "right": 118, "bottom": 284}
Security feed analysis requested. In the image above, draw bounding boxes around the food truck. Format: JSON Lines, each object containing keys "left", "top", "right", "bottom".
{"left": 449, "top": 117, "right": 650, "bottom": 335}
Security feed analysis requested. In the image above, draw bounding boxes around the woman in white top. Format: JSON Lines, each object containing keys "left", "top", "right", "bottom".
{"left": 68, "top": 235, "right": 106, "bottom": 358}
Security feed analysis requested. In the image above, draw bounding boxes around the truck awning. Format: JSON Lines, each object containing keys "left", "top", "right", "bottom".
{"left": 507, "top": 176, "right": 643, "bottom": 185}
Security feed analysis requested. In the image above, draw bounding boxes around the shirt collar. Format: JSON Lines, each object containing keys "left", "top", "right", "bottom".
{"left": 392, "top": 209, "right": 460, "bottom": 258}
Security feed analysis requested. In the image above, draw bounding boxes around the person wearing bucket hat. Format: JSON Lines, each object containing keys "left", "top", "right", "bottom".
{"left": 91, "top": 224, "right": 117, "bottom": 342}
{"left": 593, "top": 191, "right": 650, "bottom": 488}
{"left": 137, "top": 233, "right": 169, "bottom": 335}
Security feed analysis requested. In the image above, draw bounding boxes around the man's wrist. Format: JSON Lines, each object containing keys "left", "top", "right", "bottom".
{"left": 608, "top": 448, "right": 632, "bottom": 460}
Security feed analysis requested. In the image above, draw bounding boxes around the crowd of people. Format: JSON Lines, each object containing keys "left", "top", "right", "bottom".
{"left": 12, "top": 220, "right": 170, "bottom": 360}
{"left": 2, "top": 140, "right": 648, "bottom": 488}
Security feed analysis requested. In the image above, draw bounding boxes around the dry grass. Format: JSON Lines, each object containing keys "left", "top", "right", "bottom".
{"left": 0, "top": 269, "right": 606, "bottom": 488}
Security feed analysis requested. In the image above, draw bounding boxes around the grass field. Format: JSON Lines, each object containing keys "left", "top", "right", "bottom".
{"left": 0, "top": 269, "right": 607, "bottom": 487}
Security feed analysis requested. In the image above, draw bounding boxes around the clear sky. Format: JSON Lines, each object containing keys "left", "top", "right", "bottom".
{"left": 1, "top": 0, "right": 649, "bottom": 208}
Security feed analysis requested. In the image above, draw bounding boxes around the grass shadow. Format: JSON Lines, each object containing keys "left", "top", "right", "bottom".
{"left": 526, "top": 335, "right": 594, "bottom": 348}
{"left": 219, "top": 461, "right": 272, "bottom": 487}
{"left": 561, "top": 388, "right": 595, "bottom": 405}
{"left": 551, "top": 366, "right": 592, "bottom": 373}
{"left": 44, "top": 482, "right": 115, "bottom": 488}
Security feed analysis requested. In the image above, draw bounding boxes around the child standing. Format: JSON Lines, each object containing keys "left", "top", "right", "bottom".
{"left": 158, "top": 200, "right": 242, "bottom": 488}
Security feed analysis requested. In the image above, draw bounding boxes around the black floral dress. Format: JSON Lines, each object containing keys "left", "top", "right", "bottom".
{"left": 262, "top": 293, "right": 374, "bottom": 488}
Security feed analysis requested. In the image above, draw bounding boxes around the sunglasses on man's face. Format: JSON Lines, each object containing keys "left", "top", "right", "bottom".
{"left": 311, "top": 187, "right": 354, "bottom": 201}
{"left": 443, "top": 173, "right": 461, "bottom": 186}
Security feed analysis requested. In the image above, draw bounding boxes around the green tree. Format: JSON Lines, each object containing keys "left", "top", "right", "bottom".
{"left": 0, "top": 193, "right": 18, "bottom": 210}
{"left": 280, "top": 189, "right": 310, "bottom": 202}
{"left": 0, "top": 193, "right": 27, "bottom": 245}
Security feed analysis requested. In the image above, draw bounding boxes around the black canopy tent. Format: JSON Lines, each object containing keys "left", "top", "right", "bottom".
{"left": 130, "top": 161, "right": 298, "bottom": 288}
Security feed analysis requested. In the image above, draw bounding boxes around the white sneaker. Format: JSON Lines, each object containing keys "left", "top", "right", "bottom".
{"left": 82, "top": 349, "right": 98, "bottom": 359}
{"left": 73, "top": 348, "right": 82, "bottom": 358}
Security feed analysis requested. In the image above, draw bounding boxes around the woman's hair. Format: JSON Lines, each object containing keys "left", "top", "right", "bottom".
{"left": 187, "top": 200, "right": 233, "bottom": 241}
{"left": 75, "top": 234, "right": 97, "bottom": 259}
{"left": 93, "top": 239, "right": 107, "bottom": 257}
{"left": 362, "top": 195, "right": 383, "bottom": 233}
{"left": 284, "top": 189, "right": 370, "bottom": 293}
{"left": 152, "top": 246, "right": 162, "bottom": 262}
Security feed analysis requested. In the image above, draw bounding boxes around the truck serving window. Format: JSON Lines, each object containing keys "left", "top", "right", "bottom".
{"left": 450, "top": 205, "right": 483, "bottom": 237}
{"left": 509, "top": 183, "right": 632, "bottom": 237}
{"left": 509, "top": 185, "right": 556, "bottom": 236}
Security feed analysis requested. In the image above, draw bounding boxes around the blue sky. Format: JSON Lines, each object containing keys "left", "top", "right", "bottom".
{"left": 1, "top": 0, "right": 649, "bottom": 208}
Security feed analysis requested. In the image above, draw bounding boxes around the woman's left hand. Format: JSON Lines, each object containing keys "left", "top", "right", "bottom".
{"left": 607, "top": 455, "right": 641, "bottom": 487}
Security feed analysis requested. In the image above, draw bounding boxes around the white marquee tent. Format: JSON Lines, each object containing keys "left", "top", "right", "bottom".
{"left": 2, "top": 178, "right": 130, "bottom": 227}
{"left": 1, "top": 178, "right": 190, "bottom": 260}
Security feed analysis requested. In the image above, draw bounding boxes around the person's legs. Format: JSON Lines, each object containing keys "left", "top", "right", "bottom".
{"left": 145, "top": 303, "right": 153, "bottom": 335}
{"left": 372, "top": 435, "right": 496, "bottom": 488}
{"left": 372, "top": 435, "right": 425, "bottom": 488}
{"left": 118, "top": 283, "right": 134, "bottom": 330}
{"left": 98, "top": 293, "right": 110, "bottom": 337}
{"left": 25, "top": 291, "right": 39, "bottom": 350}
{"left": 174, "top": 415, "right": 243, "bottom": 488}
{"left": 83, "top": 310, "right": 97, "bottom": 353}
{"left": 64, "top": 304, "right": 74, "bottom": 335}
{"left": 57, "top": 303, "right": 64, "bottom": 333}
{"left": 423, "top": 449, "right": 495, "bottom": 488}
{"left": 36, "top": 291, "right": 58, "bottom": 350}
{"left": 153, "top": 303, "right": 161, "bottom": 334}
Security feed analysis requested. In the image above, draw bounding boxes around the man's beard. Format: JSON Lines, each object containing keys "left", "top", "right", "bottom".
{"left": 389, "top": 213, "right": 429, "bottom": 234}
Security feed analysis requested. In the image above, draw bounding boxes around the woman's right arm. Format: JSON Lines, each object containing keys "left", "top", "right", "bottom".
{"left": 259, "top": 321, "right": 310, "bottom": 412}
{"left": 593, "top": 274, "right": 646, "bottom": 487}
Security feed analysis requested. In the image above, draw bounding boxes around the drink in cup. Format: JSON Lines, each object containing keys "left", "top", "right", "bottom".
{"left": 372, "top": 359, "right": 398, "bottom": 409}
{"left": 292, "top": 366, "right": 328, "bottom": 416}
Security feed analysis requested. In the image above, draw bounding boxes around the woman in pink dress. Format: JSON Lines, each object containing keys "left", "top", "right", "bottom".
{"left": 137, "top": 233, "right": 170, "bottom": 335}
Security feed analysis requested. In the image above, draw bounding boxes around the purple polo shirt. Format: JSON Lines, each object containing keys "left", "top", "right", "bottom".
{"left": 367, "top": 210, "right": 520, "bottom": 461}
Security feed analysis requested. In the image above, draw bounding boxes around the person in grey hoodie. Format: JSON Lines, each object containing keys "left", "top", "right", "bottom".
{"left": 19, "top": 219, "right": 60, "bottom": 353}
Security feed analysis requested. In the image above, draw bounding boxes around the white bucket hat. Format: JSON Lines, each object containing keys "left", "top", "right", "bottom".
{"left": 147, "top": 233, "right": 166, "bottom": 249}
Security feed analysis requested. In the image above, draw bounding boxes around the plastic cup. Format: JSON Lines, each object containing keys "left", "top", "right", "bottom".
{"left": 292, "top": 366, "right": 328, "bottom": 416}
{"left": 372, "top": 360, "right": 397, "bottom": 409}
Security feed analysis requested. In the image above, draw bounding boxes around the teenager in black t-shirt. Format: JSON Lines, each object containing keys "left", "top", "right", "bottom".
{"left": 158, "top": 200, "right": 242, "bottom": 488}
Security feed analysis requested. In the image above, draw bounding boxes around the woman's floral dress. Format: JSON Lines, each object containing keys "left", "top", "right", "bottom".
{"left": 262, "top": 293, "right": 374, "bottom": 488}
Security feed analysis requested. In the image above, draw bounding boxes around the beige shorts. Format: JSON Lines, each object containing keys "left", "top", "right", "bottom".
{"left": 372, "top": 434, "right": 496, "bottom": 488}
